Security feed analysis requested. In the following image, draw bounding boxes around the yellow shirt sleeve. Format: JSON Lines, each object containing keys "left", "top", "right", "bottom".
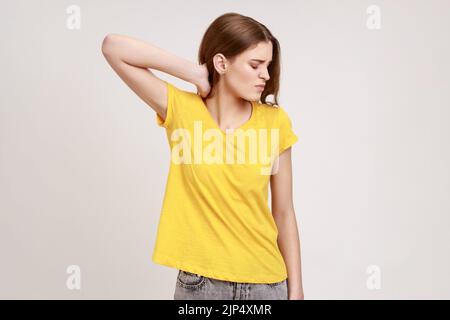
{"left": 277, "top": 106, "right": 299, "bottom": 156}
{"left": 155, "top": 81, "right": 182, "bottom": 129}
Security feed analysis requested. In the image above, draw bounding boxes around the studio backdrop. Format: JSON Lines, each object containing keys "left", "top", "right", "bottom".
{"left": 1, "top": 0, "right": 449, "bottom": 299}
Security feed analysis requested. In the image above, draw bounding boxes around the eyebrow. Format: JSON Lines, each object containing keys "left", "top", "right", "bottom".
{"left": 250, "top": 59, "right": 272, "bottom": 63}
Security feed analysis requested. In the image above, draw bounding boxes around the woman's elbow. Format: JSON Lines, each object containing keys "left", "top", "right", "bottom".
{"left": 101, "top": 33, "right": 120, "bottom": 57}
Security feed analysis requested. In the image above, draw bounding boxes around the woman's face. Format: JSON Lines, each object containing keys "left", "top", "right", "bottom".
{"left": 220, "top": 41, "right": 273, "bottom": 102}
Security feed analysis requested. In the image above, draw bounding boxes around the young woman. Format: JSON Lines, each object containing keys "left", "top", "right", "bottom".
{"left": 101, "top": 12, "right": 304, "bottom": 300}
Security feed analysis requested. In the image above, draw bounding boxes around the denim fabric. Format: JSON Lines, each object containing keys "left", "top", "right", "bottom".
{"left": 174, "top": 270, "right": 288, "bottom": 300}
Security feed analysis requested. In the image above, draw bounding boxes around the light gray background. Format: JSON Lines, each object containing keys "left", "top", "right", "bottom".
{"left": 1, "top": 0, "right": 449, "bottom": 299}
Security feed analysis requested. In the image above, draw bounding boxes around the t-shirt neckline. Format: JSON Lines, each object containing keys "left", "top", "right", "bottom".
{"left": 198, "top": 97, "right": 256, "bottom": 135}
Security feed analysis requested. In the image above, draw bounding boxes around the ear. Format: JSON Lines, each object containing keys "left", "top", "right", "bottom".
{"left": 213, "top": 53, "right": 228, "bottom": 74}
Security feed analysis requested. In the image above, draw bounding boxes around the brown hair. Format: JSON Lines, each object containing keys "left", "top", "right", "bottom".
{"left": 198, "top": 12, "right": 281, "bottom": 106}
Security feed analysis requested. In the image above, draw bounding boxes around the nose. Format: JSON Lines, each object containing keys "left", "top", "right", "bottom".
{"left": 260, "top": 68, "right": 270, "bottom": 81}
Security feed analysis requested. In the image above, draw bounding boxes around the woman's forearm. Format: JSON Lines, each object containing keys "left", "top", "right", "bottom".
{"left": 101, "top": 33, "right": 202, "bottom": 85}
{"left": 273, "top": 210, "right": 304, "bottom": 299}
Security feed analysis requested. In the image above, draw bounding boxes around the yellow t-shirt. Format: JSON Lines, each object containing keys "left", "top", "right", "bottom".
{"left": 152, "top": 81, "right": 299, "bottom": 284}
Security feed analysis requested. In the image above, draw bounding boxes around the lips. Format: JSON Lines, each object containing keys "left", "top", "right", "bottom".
{"left": 255, "top": 85, "right": 265, "bottom": 90}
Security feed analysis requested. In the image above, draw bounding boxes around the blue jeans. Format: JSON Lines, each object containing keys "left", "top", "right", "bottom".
{"left": 174, "top": 270, "right": 288, "bottom": 300}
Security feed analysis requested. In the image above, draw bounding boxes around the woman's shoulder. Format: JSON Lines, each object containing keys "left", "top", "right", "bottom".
{"left": 166, "top": 81, "right": 198, "bottom": 99}
{"left": 254, "top": 100, "right": 297, "bottom": 131}
{"left": 254, "top": 100, "right": 284, "bottom": 118}
{"left": 252, "top": 100, "right": 282, "bottom": 127}
{"left": 165, "top": 81, "right": 207, "bottom": 112}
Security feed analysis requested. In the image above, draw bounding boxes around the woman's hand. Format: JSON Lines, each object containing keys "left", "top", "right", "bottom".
{"left": 288, "top": 292, "right": 305, "bottom": 300}
{"left": 288, "top": 288, "right": 305, "bottom": 300}
{"left": 195, "top": 63, "right": 211, "bottom": 98}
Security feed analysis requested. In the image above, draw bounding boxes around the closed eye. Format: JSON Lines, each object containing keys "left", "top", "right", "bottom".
{"left": 251, "top": 62, "right": 271, "bottom": 69}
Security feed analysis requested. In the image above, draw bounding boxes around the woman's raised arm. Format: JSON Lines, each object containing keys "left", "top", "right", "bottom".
{"left": 101, "top": 33, "right": 207, "bottom": 121}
